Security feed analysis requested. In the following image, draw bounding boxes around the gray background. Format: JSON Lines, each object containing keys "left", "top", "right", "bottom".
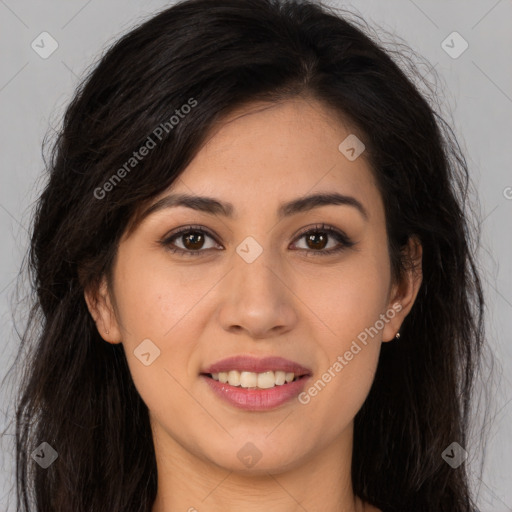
{"left": 0, "top": 0, "right": 511, "bottom": 510}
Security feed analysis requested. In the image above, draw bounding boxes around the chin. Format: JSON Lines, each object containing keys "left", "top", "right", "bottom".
{"left": 204, "top": 439, "right": 307, "bottom": 475}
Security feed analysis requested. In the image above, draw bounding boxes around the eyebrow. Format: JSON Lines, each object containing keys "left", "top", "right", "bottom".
{"left": 140, "top": 191, "right": 368, "bottom": 222}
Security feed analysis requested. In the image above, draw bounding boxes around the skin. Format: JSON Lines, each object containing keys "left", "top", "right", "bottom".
{"left": 85, "top": 97, "right": 422, "bottom": 512}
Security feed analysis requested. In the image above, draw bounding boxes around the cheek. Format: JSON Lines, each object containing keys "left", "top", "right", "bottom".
{"left": 113, "top": 246, "right": 205, "bottom": 339}
{"left": 297, "top": 245, "right": 391, "bottom": 349}
{"left": 294, "top": 244, "right": 390, "bottom": 418}
{"left": 114, "top": 266, "right": 203, "bottom": 431}
{"left": 111, "top": 251, "right": 200, "bottom": 394}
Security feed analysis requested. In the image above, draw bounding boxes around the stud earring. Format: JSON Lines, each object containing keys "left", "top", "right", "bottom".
{"left": 395, "top": 332, "right": 401, "bottom": 340}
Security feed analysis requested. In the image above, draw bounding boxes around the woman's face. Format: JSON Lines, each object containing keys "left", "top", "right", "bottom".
{"left": 88, "top": 97, "right": 419, "bottom": 474}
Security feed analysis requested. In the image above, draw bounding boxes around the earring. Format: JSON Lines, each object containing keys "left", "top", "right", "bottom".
{"left": 395, "top": 332, "right": 401, "bottom": 340}
{"left": 105, "top": 329, "right": 109, "bottom": 335}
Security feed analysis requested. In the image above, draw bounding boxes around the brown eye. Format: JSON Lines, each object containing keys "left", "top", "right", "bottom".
{"left": 181, "top": 231, "right": 206, "bottom": 250}
{"left": 304, "top": 232, "right": 328, "bottom": 251}
{"left": 291, "top": 224, "right": 355, "bottom": 256}
{"left": 160, "top": 223, "right": 355, "bottom": 257}
{"left": 161, "top": 226, "right": 221, "bottom": 256}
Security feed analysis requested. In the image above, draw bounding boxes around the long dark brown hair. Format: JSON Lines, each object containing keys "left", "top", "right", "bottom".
{"left": 6, "top": 0, "right": 489, "bottom": 510}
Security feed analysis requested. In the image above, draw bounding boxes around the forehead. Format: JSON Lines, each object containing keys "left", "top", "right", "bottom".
{"left": 165, "top": 98, "right": 381, "bottom": 218}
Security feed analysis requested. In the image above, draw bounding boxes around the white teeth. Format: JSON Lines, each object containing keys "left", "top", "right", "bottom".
{"left": 210, "top": 370, "right": 298, "bottom": 388}
{"left": 240, "top": 371, "right": 258, "bottom": 388}
{"left": 228, "top": 370, "right": 240, "bottom": 386}
{"left": 274, "top": 370, "right": 286, "bottom": 385}
{"left": 257, "top": 371, "right": 275, "bottom": 389}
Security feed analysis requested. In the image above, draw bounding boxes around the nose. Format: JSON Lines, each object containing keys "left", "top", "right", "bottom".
{"left": 216, "top": 248, "right": 298, "bottom": 340}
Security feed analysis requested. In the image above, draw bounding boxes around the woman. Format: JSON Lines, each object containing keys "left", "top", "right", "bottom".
{"left": 12, "top": 0, "right": 487, "bottom": 510}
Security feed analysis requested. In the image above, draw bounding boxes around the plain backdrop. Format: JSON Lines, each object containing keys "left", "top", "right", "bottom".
{"left": 0, "top": 0, "right": 511, "bottom": 510}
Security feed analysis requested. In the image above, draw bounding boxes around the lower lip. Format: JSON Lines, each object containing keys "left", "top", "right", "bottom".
{"left": 201, "top": 375, "right": 310, "bottom": 411}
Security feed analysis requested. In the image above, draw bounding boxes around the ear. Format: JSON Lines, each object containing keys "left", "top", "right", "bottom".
{"left": 84, "top": 275, "right": 122, "bottom": 344}
{"left": 382, "top": 236, "right": 423, "bottom": 342}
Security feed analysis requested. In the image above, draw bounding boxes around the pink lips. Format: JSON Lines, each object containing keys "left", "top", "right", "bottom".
{"left": 200, "top": 355, "right": 312, "bottom": 411}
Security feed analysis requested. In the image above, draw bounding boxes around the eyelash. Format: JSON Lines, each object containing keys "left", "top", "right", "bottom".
{"left": 159, "top": 223, "right": 355, "bottom": 257}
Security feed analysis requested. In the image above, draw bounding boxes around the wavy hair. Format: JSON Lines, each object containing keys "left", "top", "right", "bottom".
{"left": 8, "top": 0, "right": 487, "bottom": 510}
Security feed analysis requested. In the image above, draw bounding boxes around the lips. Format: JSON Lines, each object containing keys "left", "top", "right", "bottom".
{"left": 200, "top": 355, "right": 312, "bottom": 376}
{"left": 199, "top": 355, "right": 312, "bottom": 411}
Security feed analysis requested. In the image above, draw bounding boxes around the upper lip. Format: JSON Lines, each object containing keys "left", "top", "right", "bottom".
{"left": 201, "top": 356, "right": 312, "bottom": 376}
